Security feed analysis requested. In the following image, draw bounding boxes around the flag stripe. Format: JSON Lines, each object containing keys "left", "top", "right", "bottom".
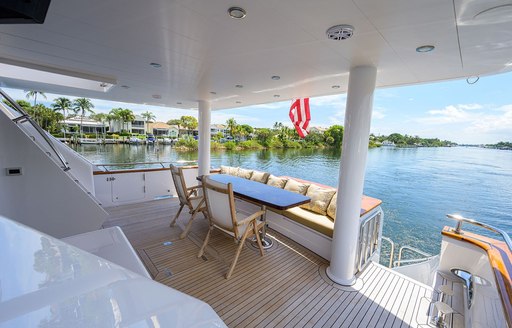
{"left": 289, "top": 98, "right": 311, "bottom": 139}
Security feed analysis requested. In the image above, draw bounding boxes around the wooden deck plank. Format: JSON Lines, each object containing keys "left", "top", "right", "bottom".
{"left": 103, "top": 199, "right": 435, "bottom": 328}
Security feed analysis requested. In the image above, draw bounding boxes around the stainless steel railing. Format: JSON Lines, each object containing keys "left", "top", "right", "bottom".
{"left": 381, "top": 237, "right": 395, "bottom": 268}
{"left": 0, "top": 89, "right": 70, "bottom": 171}
{"left": 96, "top": 160, "right": 197, "bottom": 171}
{"left": 356, "top": 211, "right": 383, "bottom": 271}
{"left": 394, "top": 245, "right": 432, "bottom": 267}
{"left": 447, "top": 213, "right": 512, "bottom": 251}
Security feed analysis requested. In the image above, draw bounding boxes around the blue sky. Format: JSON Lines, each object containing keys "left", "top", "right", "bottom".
{"left": 4, "top": 71, "right": 512, "bottom": 144}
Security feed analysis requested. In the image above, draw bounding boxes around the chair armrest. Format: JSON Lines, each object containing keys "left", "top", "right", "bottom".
{"left": 236, "top": 210, "right": 265, "bottom": 227}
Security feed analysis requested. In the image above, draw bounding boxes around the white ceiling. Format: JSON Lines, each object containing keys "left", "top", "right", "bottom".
{"left": 1, "top": 0, "right": 511, "bottom": 110}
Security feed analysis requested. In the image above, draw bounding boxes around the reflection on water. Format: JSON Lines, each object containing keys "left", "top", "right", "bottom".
{"left": 76, "top": 144, "right": 512, "bottom": 256}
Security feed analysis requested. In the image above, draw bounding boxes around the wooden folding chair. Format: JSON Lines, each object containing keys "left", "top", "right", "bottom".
{"left": 170, "top": 164, "right": 206, "bottom": 239}
{"left": 198, "top": 175, "right": 266, "bottom": 279}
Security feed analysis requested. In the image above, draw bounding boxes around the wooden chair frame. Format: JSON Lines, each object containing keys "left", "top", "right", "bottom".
{"left": 169, "top": 164, "right": 206, "bottom": 239}
{"left": 198, "top": 176, "right": 266, "bottom": 279}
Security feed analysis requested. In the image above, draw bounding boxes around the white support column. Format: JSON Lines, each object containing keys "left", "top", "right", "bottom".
{"left": 197, "top": 100, "right": 211, "bottom": 176}
{"left": 327, "top": 66, "right": 377, "bottom": 286}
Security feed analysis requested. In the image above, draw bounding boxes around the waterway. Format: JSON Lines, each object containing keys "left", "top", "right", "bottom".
{"left": 75, "top": 144, "right": 512, "bottom": 257}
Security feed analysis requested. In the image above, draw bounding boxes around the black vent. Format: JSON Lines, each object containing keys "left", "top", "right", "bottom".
{"left": 0, "top": 0, "right": 52, "bottom": 24}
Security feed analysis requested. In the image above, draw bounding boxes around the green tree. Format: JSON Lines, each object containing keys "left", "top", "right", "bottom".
{"left": 90, "top": 113, "right": 108, "bottom": 138}
{"left": 239, "top": 124, "right": 254, "bottom": 139}
{"left": 52, "top": 97, "right": 72, "bottom": 139}
{"left": 226, "top": 118, "right": 238, "bottom": 138}
{"left": 180, "top": 115, "right": 198, "bottom": 134}
{"left": 255, "top": 128, "right": 274, "bottom": 147}
{"left": 141, "top": 111, "right": 156, "bottom": 134}
{"left": 119, "top": 109, "right": 136, "bottom": 131}
{"left": 72, "top": 98, "right": 95, "bottom": 138}
{"left": 25, "top": 91, "right": 47, "bottom": 125}
{"left": 324, "top": 125, "right": 344, "bottom": 148}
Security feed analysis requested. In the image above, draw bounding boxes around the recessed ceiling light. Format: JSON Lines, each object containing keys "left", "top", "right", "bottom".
{"left": 274, "top": 94, "right": 280, "bottom": 98}
{"left": 120, "top": 85, "right": 130, "bottom": 89}
{"left": 99, "top": 82, "right": 108, "bottom": 88}
{"left": 150, "top": 62, "right": 162, "bottom": 68}
{"left": 210, "top": 91, "right": 217, "bottom": 95}
{"left": 416, "top": 45, "right": 435, "bottom": 53}
{"left": 236, "top": 101, "right": 242, "bottom": 104}
{"left": 326, "top": 25, "right": 355, "bottom": 41}
{"left": 235, "top": 84, "right": 243, "bottom": 88}
{"left": 332, "top": 85, "right": 340, "bottom": 89}
{"left": 177, "top": 101, "right": 182, "bottom": 105}
{"left": 152, "top": 94, "right": 162, "bottom": 99}
{"left": 271, "top": 75, "right": 280, "bottom": 80}
{"left": 228, "top": 7, "right": 246, "bottom": 19}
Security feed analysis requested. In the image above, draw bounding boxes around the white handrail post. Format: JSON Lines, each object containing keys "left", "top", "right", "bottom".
{"left": 198, "top": 100, "right": 211, "bottom": 177}
{"left": 327, "top": 66, "right": 377, "bottom": 286}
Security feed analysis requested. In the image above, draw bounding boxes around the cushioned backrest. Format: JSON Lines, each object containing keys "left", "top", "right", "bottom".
{"left": 170, "top": 165, "right": 188, "bottom": 204}
{"left": 203, "top": 177, "right": 235, "bottom": 231}
{"left": 237, "top": 168, "right": 253, "bottom": 179}
{"left": 300, "top": 184, "right": 336, "bottom": 215}
{"left": 284, "top": 179, "right": 310, "bottom": 195}
{"left": 266, "top": 174, "right": 288, "bottom": 188}
{"left": 327, "top": 192, "right": 337, "bottom": 220}
{"left": 250, "top": 170, "right": 270, "bottom": 183}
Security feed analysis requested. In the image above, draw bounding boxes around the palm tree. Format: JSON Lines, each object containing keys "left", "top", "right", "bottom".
{"left": 90, "top": 113, "right": 108, "bottom": 139}
{"left": 118, "top": 109, "right": 135, "bottom": 131}
{"left": 25, "top": 91, "right": 47, "bottom": 125}
{"left": 25, "top": 90, "right": 46, "bottom": 106}
{"left": 72, "top": 98, "right": 95, "bottom": 138}
{"left": 141, "top": 111, "right": 156, "bottom": 134}
{"left": 226, "top": 118, "right": 238, "bottom": 139}
{"left": 52, "top": 97, "right": 72, "bottom": 139}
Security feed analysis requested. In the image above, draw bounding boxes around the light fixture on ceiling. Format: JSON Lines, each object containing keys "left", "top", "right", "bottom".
{"left": 332, "top": 85, "right": 340, "bottom": 89}
{"left": 210, "top": 91, "right": 217, "bottom": 95}
{"left": 274, "top": 94, "right": 280, "bottom": 98}
{"left": 235, "top": 84, "right": 243, "bottom": 88}
{"left": 120, "top": 85, "right": 130, "bottom": 89}
{"left": 150, "top": 62, "right": 162, "bottom": 68}
{"left": 228, "top": 7, "right": 246, "bottom": 19}
{"left": 177, "top": 102, "right": 182, "bottom": 105}
{"left": 152, "top": 94, "right": 162, "bottom": 99}
{"left": 0, "top": 57, "right": 116, "bottom": 92}
{"left": 416, "top": 45, "right": 435, "bottom": 53}
{"left": 326, "top": 25, "right": 354, "bottom": 41}
{"left": 236, "top": 101, "right": 242, "bottom": 104}
{"left": 271, "top": 75, "right": 280, "bottom": 80}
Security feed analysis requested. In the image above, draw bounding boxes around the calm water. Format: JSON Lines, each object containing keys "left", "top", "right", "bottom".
{"left": 76, "top": 144, "right": 512, "bottom": 256}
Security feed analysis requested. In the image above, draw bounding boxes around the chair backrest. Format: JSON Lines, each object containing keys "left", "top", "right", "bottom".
{"left": 170, "top": 164, "right": 188, "bottom": 205}
{"left": 202, "top": 176, "right": 239, "bottom": 237}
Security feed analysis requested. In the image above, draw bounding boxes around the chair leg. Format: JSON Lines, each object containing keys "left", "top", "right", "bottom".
{"left": 225, "top": 227, "right": 251, "bottom": 279}
{"left": 253, "top": 221, "right": 264, "bottom": 257}
{"left": 170, "top": 204, "right": 184, "bottom": 227}
{"left": 180, "top": 208, "right": 198, "bottom": 239}
{"left": 198, "top": 225, "right": 213, "bottom": 258}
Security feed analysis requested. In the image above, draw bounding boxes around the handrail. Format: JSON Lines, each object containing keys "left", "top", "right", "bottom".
{"left": 393, "top": 255, "right": 438, "bottom": 267}
{"left": 396, "top": 245, "right": 431, "bottom": 267}
{"left": 381, "top": 236, "right": 395, "bottom": 268}
{"left": 356, "top": 211, "right": 382, "bottom": 272}
{"left": 96, "top": 160, "right": 197, "bottom": 169}
{"left": 0, "top": 89, "right": 70, "bottom": 171}
{"left": 447, "top": 214, "right": 512, "bottom": 252}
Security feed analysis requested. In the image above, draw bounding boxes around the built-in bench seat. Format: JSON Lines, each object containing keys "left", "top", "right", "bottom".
{"left": 219, "top": 166, "right": 382, "bottom": 240}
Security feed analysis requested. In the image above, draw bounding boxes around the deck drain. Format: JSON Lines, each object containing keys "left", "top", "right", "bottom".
{"left": 201, "top": 255, "right": 208, "bottom": 261}
{"left": 164, "top": 268, "right": 173, "bottom": 277}
{"left": 163, "top": 241, "right": 173, "bottom": 246}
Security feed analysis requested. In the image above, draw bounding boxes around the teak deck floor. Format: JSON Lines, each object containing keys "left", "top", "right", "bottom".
{"left": 104, "top": 198, "right": 437, "bottom": 328}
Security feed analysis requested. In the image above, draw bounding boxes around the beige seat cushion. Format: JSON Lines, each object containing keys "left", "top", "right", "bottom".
{"left": 300, "top": 184, "right": 336, "bottom": 215}
{"left": 236, "top": 168, "right": 253, "bottom": 179}
{"left": 220, "top": 165, "right": 239, "bottom": 176}
{"left": 280, "top": 207, "right": 334, "bottom": 238}
{"left": 250, "top": 170, "right": 270, "bottom": 183}
{"left": 284, "top": 179, "right": 310, "bottom": 195}
{"left": 327, "top": 192, "right": 337, "bottom": 220}
{"left": 266, "top": 175, "right": 288, "bottom": 188}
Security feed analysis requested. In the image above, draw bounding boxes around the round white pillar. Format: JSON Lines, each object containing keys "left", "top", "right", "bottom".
{"left": 197, "top": 100, "right": 211, "bottom": 177}
{"left": 326, "top": 66, "right": 377, "bottom": 285}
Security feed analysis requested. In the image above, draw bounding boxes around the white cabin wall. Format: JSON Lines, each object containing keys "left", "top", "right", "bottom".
{"left": 0, "top": 111, "right": 107, "bottom": 238}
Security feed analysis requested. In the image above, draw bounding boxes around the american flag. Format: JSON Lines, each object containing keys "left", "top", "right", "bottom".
{"left": 289, "top": 98, "right": 311, "bottom": 138}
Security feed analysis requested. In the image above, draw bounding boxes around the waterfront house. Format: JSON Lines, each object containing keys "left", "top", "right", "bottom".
{"left": 63, "top": 116, "right": 105, "bottom": 134}
{"left": 110, "top": 115, "right": 147, "bottom": 134}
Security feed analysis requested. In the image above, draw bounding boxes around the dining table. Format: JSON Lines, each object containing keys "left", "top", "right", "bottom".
{"left": 199, "top": 174, "right": 311, "bottom": 248}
